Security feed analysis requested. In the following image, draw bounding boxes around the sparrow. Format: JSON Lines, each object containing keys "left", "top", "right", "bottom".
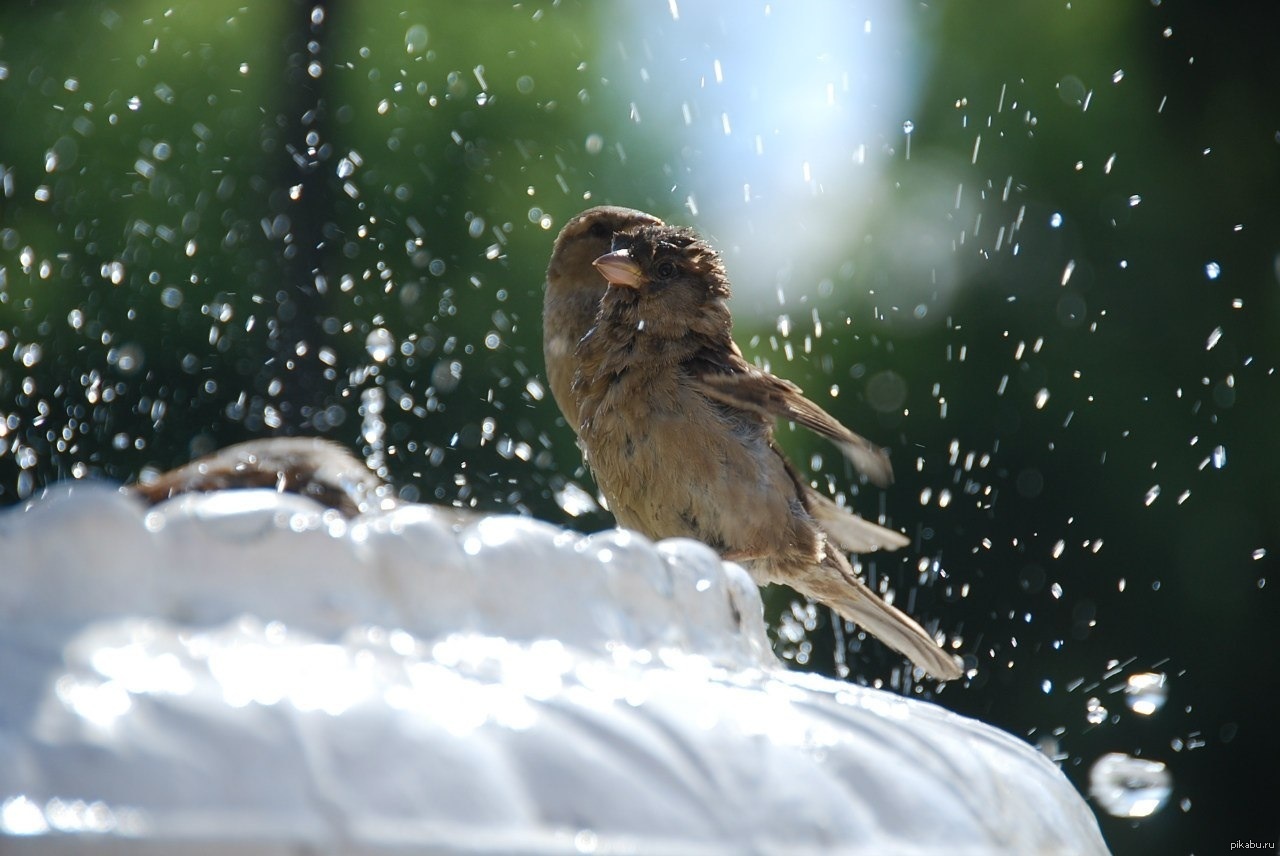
{"left": 544, "top": 205, "right": 664, "bottom": 429}
{"left": 130, "top": 437, "right": 391, "bottom": 518}
{"left": 569, "top": 222, "right": 961, "bottom": 680}
{"left": 544, "top": 207, "right": 907, "bottom": 551}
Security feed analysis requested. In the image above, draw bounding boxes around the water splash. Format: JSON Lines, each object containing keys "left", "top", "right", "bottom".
{"left": 553, "top": 483, "right": 600, "bottom": 518}
{"left": 1088, "top": 753, "right": 1171, "bottom": 819}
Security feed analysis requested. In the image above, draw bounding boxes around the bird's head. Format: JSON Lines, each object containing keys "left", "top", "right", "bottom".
{"left": 592, "top": 224, "right": 732, "bottom": 338}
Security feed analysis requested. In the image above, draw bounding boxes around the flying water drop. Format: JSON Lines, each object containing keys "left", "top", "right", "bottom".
{"left": 1088, "top": 753, "right": 1171, "bottom": 819}
{"left": 365, "top": 328, "right": 395, "bottom": 363}
{"left": 1085, "top": 697, "right": 1107, "bottom": 725}
{"left": 554, "top": 483, "right": 600, "bottom": 518}
{"left": 1124, "top": 672, "right": 1167, "bottom": 716}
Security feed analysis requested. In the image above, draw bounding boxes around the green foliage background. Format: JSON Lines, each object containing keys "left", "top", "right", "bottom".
{"left": 2, "top": 2, "right": 1277, "bottom": 851}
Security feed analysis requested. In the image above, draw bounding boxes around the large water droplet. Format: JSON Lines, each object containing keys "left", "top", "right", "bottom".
{"left": 554, "top": 483, "right": 599, "bottom": 518}
{"left": 1088, "top": 753, "right": 1172, "bottom": 818}
{"left": 405, "top": 24, "right": 429, "bottom": 54}
{"left": 365, "top": 328, "right": 395, "bottom": 363}
{"left": 1124, "top": 672, "right": 1167, "bottom": 716}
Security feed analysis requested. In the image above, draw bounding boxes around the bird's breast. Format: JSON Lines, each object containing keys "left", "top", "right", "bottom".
{"left": 578, "top": 369, "right": 801, "bottom": 556}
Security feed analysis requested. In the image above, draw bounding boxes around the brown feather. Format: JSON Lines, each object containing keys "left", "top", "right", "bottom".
{"left": 689, "top": 361, "right": 895, "bottom": 488}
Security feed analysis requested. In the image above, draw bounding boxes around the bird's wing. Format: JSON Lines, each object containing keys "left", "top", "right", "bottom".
{"left": 805, "top": 489, "right": 909, "bottom": 552}
{"left": 687, "top": 344, "right": 894, "bottom": 487}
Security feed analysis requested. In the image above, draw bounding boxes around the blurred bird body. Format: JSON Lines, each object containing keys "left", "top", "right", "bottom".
{"left": 130, "top": 437, "right": 390, "bottom": 517}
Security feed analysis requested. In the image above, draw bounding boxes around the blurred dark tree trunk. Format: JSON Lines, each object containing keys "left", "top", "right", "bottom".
{"left": 265, "top": 0, "right": 336, "bottom": 433}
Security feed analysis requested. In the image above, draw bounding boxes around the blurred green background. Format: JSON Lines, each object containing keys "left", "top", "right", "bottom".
{"left": 1, "top": 1, "right": 1276, "bottom": 851}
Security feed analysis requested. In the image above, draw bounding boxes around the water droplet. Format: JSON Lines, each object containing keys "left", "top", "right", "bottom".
{"left": 1125, "top": 672, "right": 1167, "bottom": 716}
{"left": 365, "top": 328, "right": 395, "bottom": 362}
{"left": 1049, "top": 212, "right": 1063, "bottom": 228}
{"left": 1034, "top": 388, "right": 1050, "bottom": 409}
{"left": 1086, "top": 697, "right": 1108, "bottom": 725}
{"left": 1205, "top": 326, "right": 1222, "bottom": 350}
{"left": 431, "top": 360, "right": 463, "bottom": 393}
{"left": 1143, "top": 485, "right": 1161, "bottom": 506}
{"left": 1089, "top": 753, "right": 1171, "bottom": 818}
{"left": 361, "top": 387, "right": 386, "bottom": 448}
{"left": 17, "top": 343, "right": 43, "bottom": 368}
{"left": 1211, "top": 445, "right": 1226, "bottom": 469}
{"left": 108, "top": 343, "right": 143, "bottom": 375}
{"left": 1205, "top": 261, "right": 1221, "bottom": 280}
{"left": 405, "top": 24, "right": 429, "bottom": 54}
{"left": 1057, "top": 75, "right": 1087, "bottom": 108}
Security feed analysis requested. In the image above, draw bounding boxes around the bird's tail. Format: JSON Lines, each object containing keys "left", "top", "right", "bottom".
{"left": 799, "top": 551, "right": 962, "bottom": 681}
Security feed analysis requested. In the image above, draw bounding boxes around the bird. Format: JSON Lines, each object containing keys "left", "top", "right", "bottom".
{"left": 545, "top": 206, "right": 909, "bottom": 554}
{"left": 544, "top": 205, "right": 664, "bottom": 430}
{"left": 130, "top": 437, "right": 392, "bottom": 518}
{"left": 567, "top": 220, "right": 961, "bottom": 680}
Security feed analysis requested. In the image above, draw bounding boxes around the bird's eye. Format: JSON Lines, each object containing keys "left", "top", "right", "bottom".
{"left": 655, "top": 260, "right": 679, "bottom": 280}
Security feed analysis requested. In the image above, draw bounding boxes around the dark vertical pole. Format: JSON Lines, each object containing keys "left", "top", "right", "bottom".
{"left": 265, "top": 0, "right": 335, "bottom": 434}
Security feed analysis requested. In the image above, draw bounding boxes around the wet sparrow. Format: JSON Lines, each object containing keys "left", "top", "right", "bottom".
{"left": 570, "top": 222, "right": 959, "bottom": 680}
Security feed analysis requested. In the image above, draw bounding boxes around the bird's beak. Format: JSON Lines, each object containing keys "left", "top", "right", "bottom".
{"left": 593, "top": 250, "right": 644, "bottom": 289}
